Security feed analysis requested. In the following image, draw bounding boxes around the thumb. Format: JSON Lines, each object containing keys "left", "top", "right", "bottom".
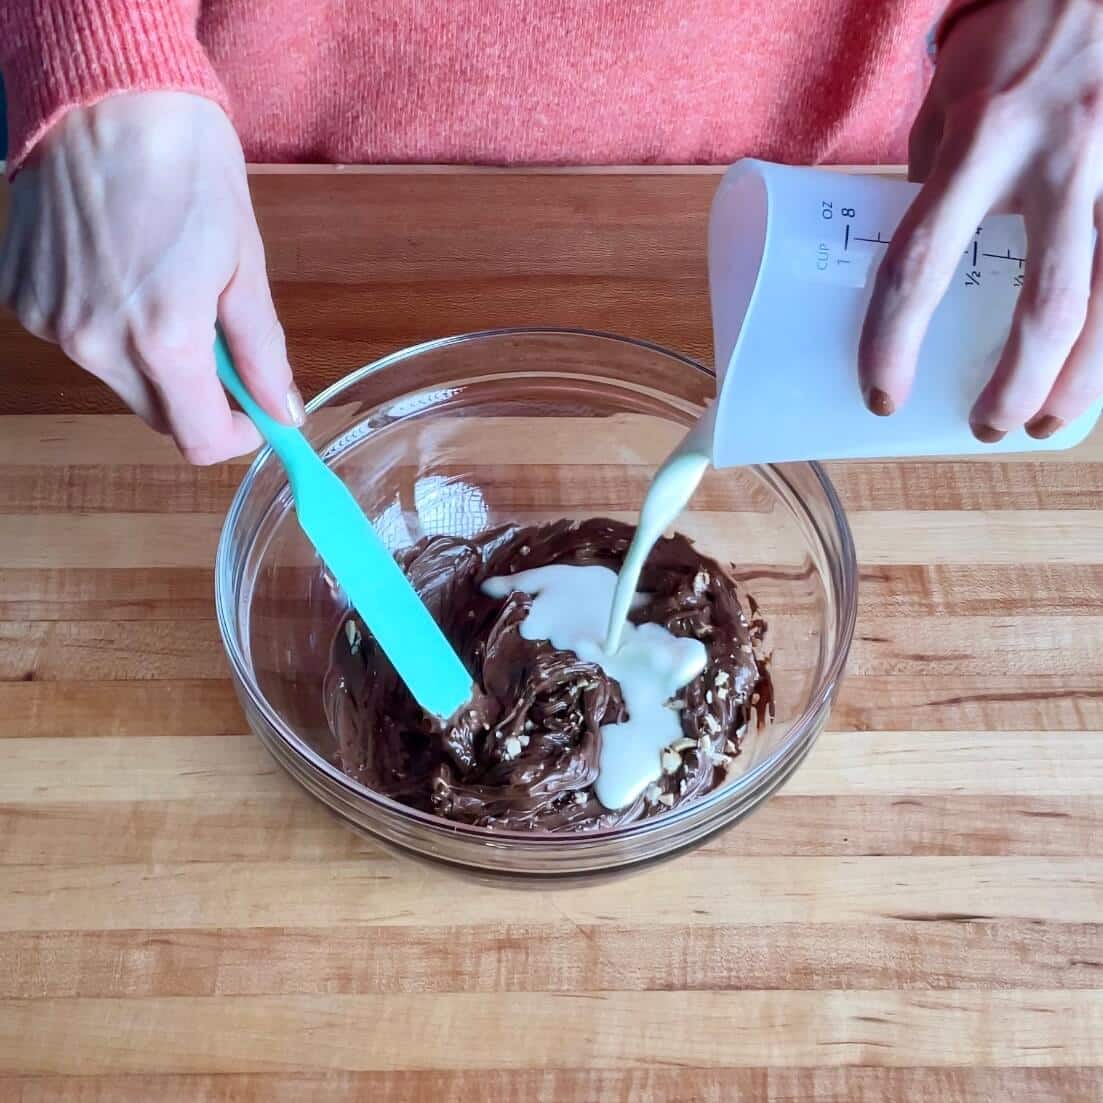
{"left": 218, "top": 236, "right": 304, "bottom": 426}
{"left": 908, "top": 98, "right": 944, "bottom": 184}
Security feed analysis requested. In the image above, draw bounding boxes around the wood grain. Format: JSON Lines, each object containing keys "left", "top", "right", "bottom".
{"left": 4, "top": 1069, "right": 1101, "bottom": 1103}
{"left": 1, "top": 169, "right": 1102, "bottom": 1101}
{"left": 3, "top": 991, "right": 1103, "bottom": 1073}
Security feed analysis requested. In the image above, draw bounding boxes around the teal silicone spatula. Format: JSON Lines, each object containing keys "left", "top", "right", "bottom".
{"left": 214, "top": 331, "right": 473, "bottom": 720}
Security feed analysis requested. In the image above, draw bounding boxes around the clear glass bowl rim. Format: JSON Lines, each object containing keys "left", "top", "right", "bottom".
{"left": 214, "top": 326, "right": 858, "bottom": 849}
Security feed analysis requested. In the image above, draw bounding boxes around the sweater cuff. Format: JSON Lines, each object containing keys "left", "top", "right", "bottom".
{"left": 1, "top": 0, "right": 229, "bottom": 175}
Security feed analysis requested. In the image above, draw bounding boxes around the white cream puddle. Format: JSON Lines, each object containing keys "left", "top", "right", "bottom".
{"left": 482, "top": 563, "right": 706, "bottom": 809}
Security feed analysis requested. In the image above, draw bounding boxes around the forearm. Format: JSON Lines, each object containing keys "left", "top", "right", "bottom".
{"left": 0, "top": 0, "right": 227, "bottom": 174}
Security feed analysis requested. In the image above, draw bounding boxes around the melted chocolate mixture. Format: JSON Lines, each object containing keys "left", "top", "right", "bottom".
{"left": 326, "top": 518, "right": 772, "bottom": 831}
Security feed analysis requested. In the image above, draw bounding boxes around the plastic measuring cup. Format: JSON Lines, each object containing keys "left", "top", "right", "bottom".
{"left": 706, "top": 159, "right": 1103, "bottom": 466}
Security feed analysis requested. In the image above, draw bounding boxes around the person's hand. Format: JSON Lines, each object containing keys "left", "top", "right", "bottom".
{"left": 860, "top": 0, "right": 1103, "bottom": 441}
{"left": 0, "top": 91, "right": 302, "bottom": 463}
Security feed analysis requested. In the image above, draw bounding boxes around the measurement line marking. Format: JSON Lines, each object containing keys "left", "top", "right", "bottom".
{"left": 854, "top": 232, "right": 892, "bottom": 246}
{"left": 844, "top": 224, "right": 850, "bottom": 251}
{"left": 982, "top": 250, "right": 1026, "bottom": 267}
{"left": 972, "top": 241, "right": 978, "bottom": 267}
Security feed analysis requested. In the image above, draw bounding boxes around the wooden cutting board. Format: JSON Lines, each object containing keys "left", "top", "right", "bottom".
{"left": 1, "top": 168, "right": 1101, "bottom": 1102}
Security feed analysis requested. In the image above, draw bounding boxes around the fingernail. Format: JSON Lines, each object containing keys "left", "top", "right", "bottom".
{"left": 286, "top": 383, "right": 306, "bottom": 426}
{"left": 971, "top": 422, "right": 1006, "bottom": 444}
{"left": 864, "top": 387, "right": 895, "bottom": 417}
{"left": 1025, "top": 414, "right": 1063, "bottom": 440}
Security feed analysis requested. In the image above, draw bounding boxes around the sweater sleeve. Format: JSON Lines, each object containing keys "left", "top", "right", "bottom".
{"left": 0, "top": 0, "right": 229, "bottom": 174}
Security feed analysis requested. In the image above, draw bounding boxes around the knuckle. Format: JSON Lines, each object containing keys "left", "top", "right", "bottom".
{"left": 1076, "top": 80, "right": 1103, "bottom": 128}
{"left": 57, "top": 325, "right": 102, "bottom": 366}
{"left": 15, "top": 299, "right": 53, "bottom": 342}
{"left": 179, "top": 441, "right": 224, "bottom": 467}
{"left": 879, "top": 226, "right": 935, "bottom": 302}
{"left": 132, "top": 304, "right": 204, "bottom": 378}
{"left": 253, "top": 316, "right": 288, "bottom": 366}
{"left": 144, "top": 298, "right": 196, "bottom": 346}
{"left": 133, "top": 332, "right": 197, "bottom": 383}
{"left": 1022, "top": 279, "right": 1087, "bottom": 343}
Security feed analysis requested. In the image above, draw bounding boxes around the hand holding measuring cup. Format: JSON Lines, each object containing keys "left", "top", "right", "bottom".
{"left": 860, "top": 0, "right": 1103, "bottom": 442}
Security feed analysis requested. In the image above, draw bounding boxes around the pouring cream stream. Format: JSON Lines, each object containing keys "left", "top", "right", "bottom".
{"left": 479, "top": 403, "right": 718, "bottom": 810}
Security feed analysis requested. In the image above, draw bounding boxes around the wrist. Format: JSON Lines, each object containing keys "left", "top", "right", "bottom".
{"left": 1, "top": 0, "right": 228, "bottom": 176}
{"left": 930, "top": 0, "right": 1011, "bottom": 60}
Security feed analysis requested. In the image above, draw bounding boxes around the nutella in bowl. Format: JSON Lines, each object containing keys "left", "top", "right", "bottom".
{"left": 325, "top": 519, "right": 773, "bottom": 832}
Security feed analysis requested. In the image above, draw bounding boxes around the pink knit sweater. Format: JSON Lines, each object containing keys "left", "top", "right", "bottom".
{"left": 2, "top": 1, "right": 973, "bottom": 173}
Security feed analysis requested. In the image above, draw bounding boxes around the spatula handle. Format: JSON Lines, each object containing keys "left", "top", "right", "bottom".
{"left": 214, "top": 329, "right": 313, "bottom": 473}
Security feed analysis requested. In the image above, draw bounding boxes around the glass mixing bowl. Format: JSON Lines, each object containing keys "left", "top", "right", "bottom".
{"left": 216, "top": 328, "right": 856, "bottom": 876}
